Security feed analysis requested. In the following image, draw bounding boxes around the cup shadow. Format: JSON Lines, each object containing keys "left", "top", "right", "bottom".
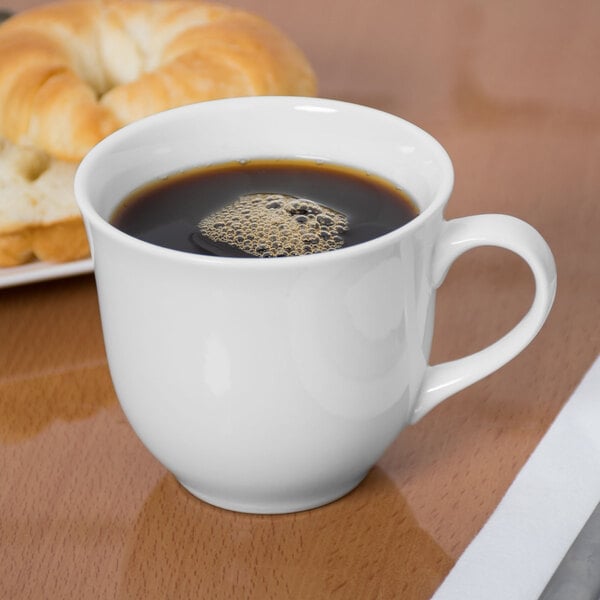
{"left": 118, "top": 466, "right": 453, "bottom": 599}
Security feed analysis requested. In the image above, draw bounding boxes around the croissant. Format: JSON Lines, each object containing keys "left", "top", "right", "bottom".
{"left": 0, "top": 0, "right": 317, "bottom": 266}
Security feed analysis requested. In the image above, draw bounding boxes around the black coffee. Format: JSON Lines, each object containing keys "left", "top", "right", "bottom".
{"left": 110, "top": 159, "right": 419, "bottom": 258}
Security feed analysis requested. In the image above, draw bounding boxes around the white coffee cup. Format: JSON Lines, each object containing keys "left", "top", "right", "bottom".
{"left": 75, "top": 97, "right": 556, "bottom": 514}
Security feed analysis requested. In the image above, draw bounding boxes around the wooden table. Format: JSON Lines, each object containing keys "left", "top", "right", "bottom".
{"left": 1, "top": 1, "right": 598, "bottom": 597}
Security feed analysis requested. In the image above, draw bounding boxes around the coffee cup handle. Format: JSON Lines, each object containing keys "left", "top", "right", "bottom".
{"left": 411, "top": 214, "right": 557, "bottom": 424}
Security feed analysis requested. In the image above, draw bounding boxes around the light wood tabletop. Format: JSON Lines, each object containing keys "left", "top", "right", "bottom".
{"left": 1, "top": 0, "right": 598, "bottom": 598}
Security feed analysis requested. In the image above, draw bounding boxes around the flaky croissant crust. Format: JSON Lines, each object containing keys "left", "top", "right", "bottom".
{"left": 0, "top": 0, "right": 317, "bottom": 162}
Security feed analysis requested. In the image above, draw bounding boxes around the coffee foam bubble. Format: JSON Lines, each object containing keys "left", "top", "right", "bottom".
{"left": 197, "top": 193, "right": 349, "bottom": 257}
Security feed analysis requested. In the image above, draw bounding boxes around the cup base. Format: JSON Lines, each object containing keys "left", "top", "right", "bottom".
{"left": 177, "top": 471, "right": 369, "bottom": 514}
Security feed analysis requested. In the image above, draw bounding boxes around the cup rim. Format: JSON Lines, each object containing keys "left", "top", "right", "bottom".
{"left": 75, "top": 96, "right": 455, "bottom": 268}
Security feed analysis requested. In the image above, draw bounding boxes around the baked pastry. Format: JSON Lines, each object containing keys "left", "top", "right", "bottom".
{"left": 0, "top": 0, "right": 317, "bottom": 266}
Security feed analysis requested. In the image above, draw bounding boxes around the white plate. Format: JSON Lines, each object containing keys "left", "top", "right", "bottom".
{"left": 0, "top": 258, "right": 93, "bottom": 289}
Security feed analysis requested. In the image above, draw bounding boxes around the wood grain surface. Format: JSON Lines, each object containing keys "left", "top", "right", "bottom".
{"left": 1, "top": 0, "right": 599, "bottom": 598}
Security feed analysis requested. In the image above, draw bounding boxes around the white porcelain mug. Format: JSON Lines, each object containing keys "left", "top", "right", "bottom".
{"left": 75, "top": 97, "right": 556, "bottom": 514}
